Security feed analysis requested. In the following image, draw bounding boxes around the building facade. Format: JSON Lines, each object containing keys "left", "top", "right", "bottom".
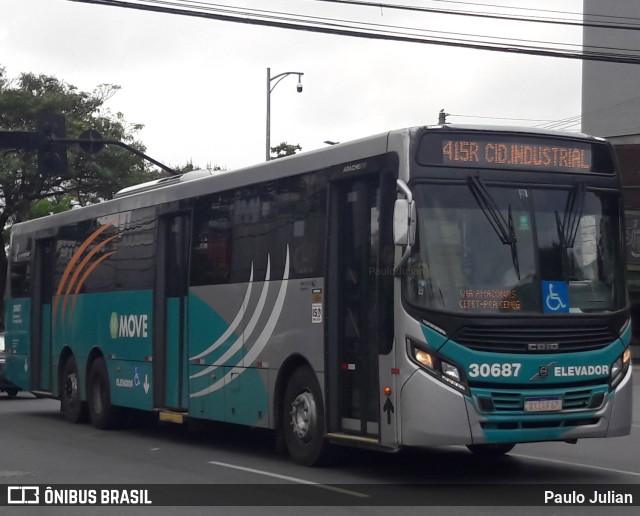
{"left": 581, "top": 0, "right": 640, "bottom": 341}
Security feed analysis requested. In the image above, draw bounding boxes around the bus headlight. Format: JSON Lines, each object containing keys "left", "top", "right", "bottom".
{"left": 610, "top": 347, "right": 631, "bottom": 389}
{"left": 413, "top": 348, "right": 435, "bottom": 370}
{"left": 408, "top": 339, "right": 468, "bottom": 394}
{"left": 442, "top": 361, "right": 461, "bottom": 382}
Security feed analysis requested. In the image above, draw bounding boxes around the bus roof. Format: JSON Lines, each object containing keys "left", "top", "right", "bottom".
{"left": 9, "top": 124, "right": 606, "bottom": 237}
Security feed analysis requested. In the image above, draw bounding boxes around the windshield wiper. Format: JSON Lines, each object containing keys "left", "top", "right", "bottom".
{"left": 467, "top": 175, "right": 520, "bottom": 280}
{"left": 555, "top": 181, "right": 586, "bottom": 249}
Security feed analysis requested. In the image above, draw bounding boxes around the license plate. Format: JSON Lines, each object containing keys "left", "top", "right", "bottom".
{"left": 524, "top": 396, "right": 562, "bottom": 413}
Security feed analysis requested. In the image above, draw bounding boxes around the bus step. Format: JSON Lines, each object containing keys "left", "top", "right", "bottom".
{"left": 158, "top": 410, "right": 188, "bottom": 424}
{"left": 326, "top": 432, "right": 380, "bottom": 446}
{"left": 31, "top": 390, "right": 55, "bottom": 399}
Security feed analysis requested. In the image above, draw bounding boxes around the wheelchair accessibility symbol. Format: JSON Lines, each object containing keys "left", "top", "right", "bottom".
{"left": 542, "top": 281, "right": 569, "bottom": 313}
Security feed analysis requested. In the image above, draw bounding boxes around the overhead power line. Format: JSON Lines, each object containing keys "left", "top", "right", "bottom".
{"left": 433, "top": 0, "right": 640, "bottom": 26}
{"left": 538, "top": 115, "right": 583, "bottom": 131}
{"left": 68, "top": 0, "right": 640, "bottom": 65}
{"left": 449, "top": 114, "right": 558, "bottom": 122}
{"left": 311, "top": 0, "right": 640, "bottom": 31}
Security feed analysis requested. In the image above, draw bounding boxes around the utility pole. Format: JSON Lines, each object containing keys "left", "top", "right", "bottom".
{"left": 438, "top": 109, "right": 449, "bottom": 125}
{"left": 266, "top": 67, "right": 304, "bottom": 161}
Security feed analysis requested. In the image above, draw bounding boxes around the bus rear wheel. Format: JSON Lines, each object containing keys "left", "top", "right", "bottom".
{"left": 282, "top": 366, "right": 331, "bottom": 466}
{"left": 60, "top": 356, "right": 88, "bottom": 423}
{"left": 466, "top": 443, "right": 516, "bottom": 456}
{"left": 87, "top": 357, "right": 120, "bottom": 429}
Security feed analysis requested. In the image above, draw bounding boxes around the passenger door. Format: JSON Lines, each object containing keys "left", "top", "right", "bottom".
{"left": 31, "top": 238, "right": 55, "bottom": 392}
{"left": 326, "top": 169, "right": 394, "bottom": 438}
{"left": 153, "top": 213, "right": 191, "bottom": 410}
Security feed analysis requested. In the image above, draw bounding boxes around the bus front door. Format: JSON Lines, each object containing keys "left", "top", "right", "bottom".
{"left": 327, "top": 174, "right": 390, "bottom": 439}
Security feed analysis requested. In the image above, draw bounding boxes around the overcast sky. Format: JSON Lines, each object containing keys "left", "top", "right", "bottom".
{"left": 1, "top": 0, "right": 585, "bottom": 170}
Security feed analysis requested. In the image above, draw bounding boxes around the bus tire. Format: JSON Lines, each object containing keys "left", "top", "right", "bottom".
{"left": 466, "top": 443, "right": 515, "bottom": 456}
{"left": 87, "top": 357, "right": 120, "bottom": 429}
{"left": 282, "top": 366, "right": 330, "bottom": 466}
{"left": 60, "top": 356, "right": 88, "bottom": 423}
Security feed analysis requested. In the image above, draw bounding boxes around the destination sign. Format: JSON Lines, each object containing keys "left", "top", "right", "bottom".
{"left": 418, "top": 132, "right": 614, "bottom": 174}
{"left": 442, "top": 140, "right": 590, "bottom": 170}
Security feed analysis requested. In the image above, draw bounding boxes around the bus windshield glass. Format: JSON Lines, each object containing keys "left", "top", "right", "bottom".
{"left": 403, "top": 182, "right": 625, "bottom": 315}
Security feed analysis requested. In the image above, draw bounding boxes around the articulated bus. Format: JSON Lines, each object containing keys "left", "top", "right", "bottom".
{"left": 4, "top": 125, "right": 632, "bottom": 465}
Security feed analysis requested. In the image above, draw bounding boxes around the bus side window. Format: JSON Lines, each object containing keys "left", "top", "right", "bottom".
{"left": 279, "top": 173, "right": 327, "bottom": 279}
{"left": 114, "top": 210, "right": 155, "bottom": 291}
{"left": 191, "top": 193, "right": 234, "bottom": 286}
{"left": 10, "top": 261, "right": 31, "bottom": 298}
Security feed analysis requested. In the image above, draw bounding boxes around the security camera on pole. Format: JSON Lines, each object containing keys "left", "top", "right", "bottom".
{"left": 266, "top": 67, "right": 304, "bottom": 161}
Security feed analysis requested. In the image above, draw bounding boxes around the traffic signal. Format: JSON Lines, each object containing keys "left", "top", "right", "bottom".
{"left": 36, "top": 112, "right": 68, "bottom": 176}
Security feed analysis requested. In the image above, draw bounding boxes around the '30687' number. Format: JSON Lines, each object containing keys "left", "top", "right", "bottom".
{"left": 468, "top": 363, "right": 522, "bottom": 378}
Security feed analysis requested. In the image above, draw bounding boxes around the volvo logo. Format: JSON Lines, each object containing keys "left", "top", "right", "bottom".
{"left": 530, "top": 362, "right": 556, "bottom": 381}
{"left": 527, "top": 342, "right": 559, "bottom": 352}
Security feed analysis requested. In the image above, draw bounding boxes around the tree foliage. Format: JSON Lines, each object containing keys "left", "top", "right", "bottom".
{"left": 173, "top": 160, "right": 226, "bottom": 174}
{"left": 0, "top": 66, "right": 163, "bottom": 327}
{"left": 270, "top": 141, "right": 302, "bottom": 159}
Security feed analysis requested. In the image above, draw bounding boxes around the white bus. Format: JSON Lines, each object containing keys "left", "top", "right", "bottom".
{"left": 5, "top": 124, "right": 632, "bottom": 465}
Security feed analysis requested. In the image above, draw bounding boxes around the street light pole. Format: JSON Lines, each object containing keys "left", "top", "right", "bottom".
{"left": 266, "top": 67, "right": 271, "bottom": 162}
{"left": 266, "top": 67, "right": 304, "bottom": 161}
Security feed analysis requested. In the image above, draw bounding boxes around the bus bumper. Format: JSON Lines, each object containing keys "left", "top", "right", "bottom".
{"left": 399, "top": 364, "right": 632, "bottom": 447}
{"left": 467, "top": 366, "right": 633, "bottom": 445}
{"left": 603, "top": 364, "right": 633, "bottom": 437}
{"left": 400, "top": 369, "right": 472, "bottom": 446}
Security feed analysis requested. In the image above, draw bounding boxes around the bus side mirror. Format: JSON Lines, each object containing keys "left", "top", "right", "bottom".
{"left": 393, "top": 198, "right": 416, "bottom": 246}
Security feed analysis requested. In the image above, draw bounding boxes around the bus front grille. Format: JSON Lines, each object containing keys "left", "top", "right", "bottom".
{"left": 453, "top": 325, "right": 617, "bottom": 353}
{"left": 474, "top": 387, "right": 606, "bottom": 414}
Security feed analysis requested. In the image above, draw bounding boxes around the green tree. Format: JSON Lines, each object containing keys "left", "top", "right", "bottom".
{"left": 270, "top": 141, "right": 301, "bottom": 159}
{"left": 0, "top": 66, "right": 163, "bottom": 327}
{"left": 173, "top": 160, "right": 226, "bottom": 174}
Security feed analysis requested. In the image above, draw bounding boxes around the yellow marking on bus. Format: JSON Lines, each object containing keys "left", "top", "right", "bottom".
{"left": 326, "top": 433, "right": 379, "bottom": 445}
{"left": 158, "top": 411, "right": 186, "bottom": 424}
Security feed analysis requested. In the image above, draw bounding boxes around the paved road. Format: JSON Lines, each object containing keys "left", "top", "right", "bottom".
{"left": 0, "top": 368, "right": 638, "bottom": 515}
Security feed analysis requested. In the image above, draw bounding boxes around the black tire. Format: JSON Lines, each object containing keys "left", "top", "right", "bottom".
{"left": 87, "top": 357, "right": 120, "bottom": 429}
{"left": 60, "top": 356, "right": 88, "bottom": 423}
{"left": 6, "top": 387, "right": 19, "bottom": 398}
{"left": 282, "top": 366, "right": 331, "bottom": 466}
{"left": 466, "top": 443, "right": 516, "bottom": 456}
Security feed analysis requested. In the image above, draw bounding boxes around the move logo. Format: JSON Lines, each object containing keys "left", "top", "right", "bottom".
{"left": 110, "top": 312, "right": 149, "bottom": 339}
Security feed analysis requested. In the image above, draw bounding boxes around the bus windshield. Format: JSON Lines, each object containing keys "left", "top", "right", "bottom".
{"left": 403, "top": 181, "right": 626, "bottom": 315}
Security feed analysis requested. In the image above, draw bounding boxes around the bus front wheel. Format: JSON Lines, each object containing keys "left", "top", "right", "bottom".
{"left": 87, "top": 357, "right": 120, "bottom": 429}
{"left": 60, "top": 356, "right": 88, "bottom": 423}
{"left": 466, "top": 443, "right": 516, "bottom": 456}
{"left": 282, "top": 366, "right": 330, "bottom": 466}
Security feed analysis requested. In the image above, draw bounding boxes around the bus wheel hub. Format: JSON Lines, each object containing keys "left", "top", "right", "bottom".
{"left": 290, "top": 392, "right": 316, "bottom": 442}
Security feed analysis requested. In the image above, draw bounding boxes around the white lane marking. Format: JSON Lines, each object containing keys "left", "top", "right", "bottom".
{"left": 207, "top": 460, "right": 369, "bottom": 498}
{"left": 512, "top": 453, "right": 640, "bottom": 477}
